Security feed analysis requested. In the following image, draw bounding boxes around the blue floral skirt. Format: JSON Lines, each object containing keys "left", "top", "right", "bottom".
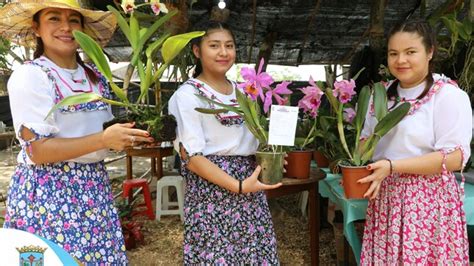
{"left": 181, "top": 155, "right": 279, "bottom": 265}
{"left": 3, "top": 161, "right": 128, "bottom": 265}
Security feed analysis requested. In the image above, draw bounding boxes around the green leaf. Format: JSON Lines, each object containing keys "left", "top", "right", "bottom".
{"left": 373, "top": 82, "right": 388, "bottom": 121}
{"left": 194, "top": 107, "right": 229, "bottom": 114}
{"left": 373, "top": 102, "right": 411, "bottom": 137}
{"left": 138, "top": 10, "right": 177, "bottom": 49}
{"left": 129, "top": 13, "right": 139, "bottom": 49}
{"left": 46, "top": 93, "right": 102, "bottom": 118}
{"left": 161, "top": 31, "right": 206, "bottom": 64}
{"left": 109, "top": 82, "right": 128, "bottom": 103}
{"left": 194, "top": 94, "right": 242, "bottom": 114}
{"left": 463, "top": 18, "right": 472, "bottom": 36}
{"left": 73, "top": 31, "right": 112, "bottom": 80}
{"left": 351, "top": 67, "right": 365, "bottom": 80}
{"left": 353, "top": 85, "right": 370, "bottom": 134}
{"left": 145, "top": 33, "right": 170, "bottom": 58}
{"left": 107, "top": 6, "right": 131, "bottom": 44}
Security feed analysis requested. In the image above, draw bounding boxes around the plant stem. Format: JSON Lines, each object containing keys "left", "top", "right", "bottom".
{"left": 337, "top": 104, "right": 353, "bottom": 161}
{"left": 301, "top": 118, "right": 317, "bottom": 149}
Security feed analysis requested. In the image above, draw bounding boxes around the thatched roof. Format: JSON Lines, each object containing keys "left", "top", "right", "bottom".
{"left": 90, "top": 0, "right": 453, "bottom": 66}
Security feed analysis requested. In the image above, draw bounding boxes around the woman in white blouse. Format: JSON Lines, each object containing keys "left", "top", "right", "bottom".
{"left": 359, "top": 20, "right": 471, "bottom": 264}
{"left": 0, "top": 1, "right": 152, "bottom": 264}
{"left": 169, "top": 20, "right": 281, "bottom": 264}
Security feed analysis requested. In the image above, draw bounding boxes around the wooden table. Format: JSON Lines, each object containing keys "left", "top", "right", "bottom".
{"left": 125, "top": 146, "right": 174, "bottom": 180}
{"left": 0, "top": 131, "right": 15, "bottom": 150}
{"left": 266, "top": 168, "right": 326, "bottom": 266}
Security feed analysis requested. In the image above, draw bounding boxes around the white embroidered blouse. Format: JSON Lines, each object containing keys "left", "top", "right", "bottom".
{"left": 8, "top": 56, "right": 113, "bottom": 164}
{"left": 361, "top": 74, "right": 472, "bottom": 165}
{"left": 168, "top": 78, "right": 258, "bottom": 157}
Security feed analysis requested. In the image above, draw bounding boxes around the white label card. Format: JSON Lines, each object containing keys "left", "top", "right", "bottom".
{"left": 268, "top": 105, "right": 299, "bottom": 146}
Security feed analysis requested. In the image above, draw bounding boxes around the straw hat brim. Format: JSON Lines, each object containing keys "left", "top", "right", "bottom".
{"left": 0, "top": 1, "right": 117, "bottom": 48}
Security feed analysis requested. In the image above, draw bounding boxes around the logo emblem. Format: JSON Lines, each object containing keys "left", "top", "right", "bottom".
{"left": 16, "top": 245, "right": 47, "bottom": 266}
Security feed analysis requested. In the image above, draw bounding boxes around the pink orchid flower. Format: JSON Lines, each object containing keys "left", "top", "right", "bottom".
{"left": 238, "top": 58, "right": 274, "bottom": 101}
{"left": 343, "top": 107, "right": 356, "bottom": 123}
{"left": 263, "top": 81, "right": 293, "bottom": 113}
{"left": 150, "top": 0, "right": 168, "bottom": 15}
{"left": 298, "top": 76, "right": 323, "bottom": 118}
{"left": 333, "top": 79, "right": 356, "bottom": 103}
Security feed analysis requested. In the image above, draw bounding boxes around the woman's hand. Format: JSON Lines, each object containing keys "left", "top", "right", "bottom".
{"left": 357, "top": 160, "right": 391, "bottom": 200}
{"left": 102, "top": 122, "right": 154, "bottom": 151}
{"left": 242, "top": 166, "right": 282, "bottom": 193}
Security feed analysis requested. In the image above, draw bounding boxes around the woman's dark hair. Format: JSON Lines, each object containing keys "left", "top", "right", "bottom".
{"left": 386, "top": 19, "right": 437, "bottom": 105}
{"left": 190, "top": 20, "right": 236, "bottom": 78}
{"left": 32, "top": 10, "right": 99, "bottom": 84}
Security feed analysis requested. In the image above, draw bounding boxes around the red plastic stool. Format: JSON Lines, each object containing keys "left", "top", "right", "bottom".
{"left": 122, "top": 178, "right": 155, "bottom": 220}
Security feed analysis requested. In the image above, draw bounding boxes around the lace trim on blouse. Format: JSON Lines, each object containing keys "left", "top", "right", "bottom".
{"left": 24, "top": 60, "right": 111, "bottom": 113}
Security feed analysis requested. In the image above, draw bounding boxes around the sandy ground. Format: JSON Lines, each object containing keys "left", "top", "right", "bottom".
{"left": 0, "top": 145, "right": 340, "bottom": 265}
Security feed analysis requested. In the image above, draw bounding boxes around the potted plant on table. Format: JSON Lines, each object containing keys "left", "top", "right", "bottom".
{"left": 323, "top": 78, "right": 411, "bottom": 198}
{"left": 284, "top": 77, "right": 323, "bottom": 179}
{"left": 196, "top": 59, "right": 292, "bottom": 184}
{"left": 48, "top": 2, "right": 204, "bottom": 143}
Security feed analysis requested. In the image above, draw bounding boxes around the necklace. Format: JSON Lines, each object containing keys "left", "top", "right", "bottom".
{"left": 63, "top": 67, "right": 87, "bottom": 85}
{"left": 51, "top": 67, "right": 93, "bottom": 93}
{"left": 198, "top": 76, "right": 233, "bottom": 95}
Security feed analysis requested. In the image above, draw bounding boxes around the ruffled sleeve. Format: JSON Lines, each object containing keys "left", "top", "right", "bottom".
{"left": 168, "top": 84, "right": 206, "bottom": 162}
{"left": 7, "top": 64, "right": 60, "bottom": 142}
{"left": 433, "top": 82, "right": 472, "bottom": 167}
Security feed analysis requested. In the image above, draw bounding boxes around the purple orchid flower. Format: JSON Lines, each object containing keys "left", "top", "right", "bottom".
{"left": 343, "top": 107, "right": 356, "bottom": 123}
{"left": 238, "top": 58, "right": 274, "bottom": 101}
{"left": 263, "top": 81, "right": 293, "bottom": 113}
{"left": 333, "top": 79, "right": 356, "bottom": 103}
{"left": 298, "top": 76, "right": 324, "bottom": 118}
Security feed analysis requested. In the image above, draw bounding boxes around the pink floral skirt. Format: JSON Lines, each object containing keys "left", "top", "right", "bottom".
{"left": 360, "top": 173, "right": 469, "bottom": 265}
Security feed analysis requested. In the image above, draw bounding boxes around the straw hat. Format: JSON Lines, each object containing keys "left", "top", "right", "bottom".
{"left": 0, "top": 0, "right": 117, "bottom": 48}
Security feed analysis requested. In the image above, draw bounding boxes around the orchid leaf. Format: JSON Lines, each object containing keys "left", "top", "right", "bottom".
{"left": 110, "top": 82, "right": 129, "bottom": 103}
{"left": 107, "top": 6, "right": 131, "bottom": 44}
{"left": 373, "top": 82, "right": 388, "bottom": 121}
{"left": 73, "top": 31, "right": 112, "bottom": 80}
{"left": 129, "top": 13, "right": 139, "bottom": 49}
{"left": 353, "top": 85, "right": 370, "bottom": 135}
{"left": 194, "top": 108, "right": 229, "bottom": 114}
{"left": 374, "top": 102, "right": 410, "bottom": 137}
{"left": 194, "top": 94, "right": 242, "bottom": 114}
{"left": 46, "top": 93, "right": 128, "bottom": 119}
{"left": 145, "top": 33, "right": 170, "bottom": 58}
{"left": 162, "top": 31, "right": 205, "bottom": 64}
{"left": 351, "top": 67, "right": 365, "bottom": 80}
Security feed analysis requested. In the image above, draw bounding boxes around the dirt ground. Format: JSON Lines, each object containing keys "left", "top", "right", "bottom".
{"left": 0, "top": 145, "right": 338, "bottom": 265}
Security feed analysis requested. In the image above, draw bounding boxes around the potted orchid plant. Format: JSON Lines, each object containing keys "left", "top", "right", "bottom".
{"left": 48, "top": 1, "right": 204, "bottom": 143}
{"left": 284, "top": 76, "right": 324, "bottom": 179}
{"left": 196, "top": 59, "right": 293, "bottom": 184}
{"left": 322, "top": 77, "right": 411, "bottom": 198}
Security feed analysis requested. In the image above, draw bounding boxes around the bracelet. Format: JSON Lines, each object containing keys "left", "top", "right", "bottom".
{"left": 385, "top": 159, "right": 393, "bottom": 175}
{"left": 238, "top": 179, "right": 243, "bottom": 194}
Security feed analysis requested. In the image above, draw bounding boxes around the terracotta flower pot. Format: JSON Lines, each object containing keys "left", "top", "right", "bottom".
{"left": 256, "top": 151, "right": 285, "bottom": 185}
{"left": 313, "top": 150, "right": 330, "bottom": 168}
{"left": 340, "top": 165, "right": 372, "bottom": 199}
{"left": 285, "top": 150, "right": 313, "bottom": 179}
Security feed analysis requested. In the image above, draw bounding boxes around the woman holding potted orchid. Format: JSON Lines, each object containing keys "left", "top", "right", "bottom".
{"left": 358, "top": 20, "right": 471, "bottom": 264}
{"left": 168, "top": 20, "right": 282, "bottom": 264}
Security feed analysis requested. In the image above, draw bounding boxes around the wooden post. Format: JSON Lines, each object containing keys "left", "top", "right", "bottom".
{"left": 368, "top": 0, "right": 387, "bottom": 82}
{"left": 256, "top": 31, "right": 278, "bottom": 72}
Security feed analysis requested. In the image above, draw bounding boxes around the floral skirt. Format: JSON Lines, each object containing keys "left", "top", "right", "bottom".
{"left": 360, "top": 173, "right": 469, "bottom": 265}
{"left": 3, "top": 161, "right": 128, "bottom": 265}
{"left": 181, "top": 155, "right": 279, "bottom": 265}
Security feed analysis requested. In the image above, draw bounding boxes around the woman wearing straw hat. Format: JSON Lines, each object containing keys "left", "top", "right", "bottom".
{"left": 0, "top": 0, "right": 153, "bottom": 263}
